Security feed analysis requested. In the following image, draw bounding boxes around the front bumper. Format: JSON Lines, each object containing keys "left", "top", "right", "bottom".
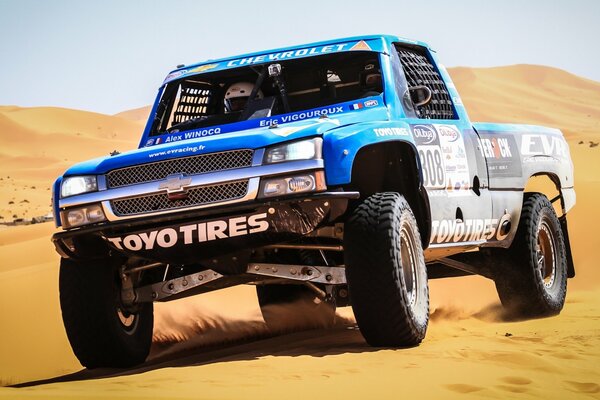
{"left": 52, "top": 191, "right": 359, "bottom": 264}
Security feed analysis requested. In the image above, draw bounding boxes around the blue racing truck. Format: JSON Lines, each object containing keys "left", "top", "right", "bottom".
{"left": 52, "top": 35, "right": 576, "bottom": 368}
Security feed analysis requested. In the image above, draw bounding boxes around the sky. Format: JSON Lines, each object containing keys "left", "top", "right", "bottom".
{"left": 0, "top": 0, "right": 598, "bottom": 115}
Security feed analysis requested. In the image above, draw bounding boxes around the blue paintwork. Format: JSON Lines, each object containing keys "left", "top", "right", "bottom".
{"left": 473, "top": 122, "right": 563, "bottom": 135}
{"left": 65, "top": 95, "right": 389, "bottom": 176}
{"left": 54, "top": 34, "right": 571, "bottom": 227}
{"left": 53, "top": 35, "right": 449, "bottom": 225}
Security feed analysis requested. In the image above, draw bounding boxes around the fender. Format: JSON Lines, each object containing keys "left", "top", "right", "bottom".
{"left": 323, "top": 121, "right": 420, "bottom": 186}
{"left": 323, "top": 121, "right": 432, "bottom": 245}
{"left": 474, "top": 122, "right": 576, "bottom": 212}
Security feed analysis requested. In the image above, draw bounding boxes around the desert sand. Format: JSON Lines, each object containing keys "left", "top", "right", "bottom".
{"left": 0, "top": 65, "right": 599, "bottom": 399}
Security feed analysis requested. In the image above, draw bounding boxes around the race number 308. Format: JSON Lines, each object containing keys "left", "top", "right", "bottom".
{"left": 418, "top": 146, "right": 445, "bottom": 188}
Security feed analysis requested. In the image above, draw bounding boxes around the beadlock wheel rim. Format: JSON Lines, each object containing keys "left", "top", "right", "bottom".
{"left": 537, "top": 219, "right": 557, "bottom": 289}
{"left": 117, "top": 308, "right": 137, "bottom": 331}
{"left": 400, "top": 223, "right": 419, "bottom": 308}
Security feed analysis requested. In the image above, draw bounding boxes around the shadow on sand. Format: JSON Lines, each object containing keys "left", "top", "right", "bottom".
{"left": 13, "top": 322, "right": 374, "bottom": 388}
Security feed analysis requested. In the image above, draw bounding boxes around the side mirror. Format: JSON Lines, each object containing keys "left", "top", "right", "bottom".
{"left": 409, "top": 86, "right": 432, "bottom": 107}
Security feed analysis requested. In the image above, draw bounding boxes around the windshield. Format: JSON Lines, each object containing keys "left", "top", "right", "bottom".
{"left": 150, "top": 51, "right": 383, "bottom": 136}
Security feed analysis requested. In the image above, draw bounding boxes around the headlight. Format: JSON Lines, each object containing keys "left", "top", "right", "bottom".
{"left": 260, "top": 171, "right": 326, "bottom": 198}
{"left": 61, "top": 176, "right": 98, "bottom": 198}
{"left": 60, "top": 204, "right": 106, "bottom": 229}
{"left": 264, "top": 138, "right": 322, "bottom": 164}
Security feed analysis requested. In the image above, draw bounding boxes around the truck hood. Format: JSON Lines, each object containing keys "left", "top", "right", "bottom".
{"left": 63, "top": 97, "right": 388, "bottom": 176}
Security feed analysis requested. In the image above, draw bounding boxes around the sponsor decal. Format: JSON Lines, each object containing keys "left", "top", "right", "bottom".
{"left": 147, "top": 102, "right": 350, "bottom": 146}
{"left": 163, "top": 64, "right": 220, "bottom": 84}
{"left": 521, "top": 134, "right": 568, "bottom": 158}
{"left": 412, "top": 125, "right": 437, "bottom": 145}
{"left": 169, "top": 127, "right": 222, "bottom": 140}
{"left": 373, "top": 127, "right": 410, "bottom": 137}
{"left": 430, "top": 214, "right": 511, "bottom": 244}
{"left": 163, "top": 41, "right": 379, "bottom": 83}
{"left": 522, "top": 155, "right": 559, "bottom": 164}
{"left": 436, "top": 125, "right": 459, "bottom": 142}
{"left": 363, "top": 99, "right": 378, "bottom": 107}
{"left": 259, "top": 106, "right": 345, "bottom": 127}
{"left": 478, "top": 134, "right": 522, "bottom": 178}
{"left": 480, "top": 137, "right": 513, "bottom": 159}
{"left": 436, "top": 125, "right": 470, "bottom": 192}
{"left": 349, "top": 40, "right": 372, "bottom": 51}
{"left": 147, "top": 144, "right": 207, "bottom": 159}
{"left": 412, "top": 124, "right": 470, "bottom": 192}
{"left": 349, "top": 103, "right": 364, "bottom": 110}
{"left": 412, "top": 124, "right": 443, "bottom": 189}
{"left": 269, "top": 126, "right": 304, "bottom": 138}
{"left": 226, "top": 44, "right": 350, "bottom": 68}
{"left": 186, "top": 63, "right": 219, "bottom": 74}
{"left": 145, "top": 138, "right": 155, "bottom": 146}
{"left": 106, "top": 213, "right": 270, "bottom": 252}
{"left": 163, "top": 70, "right": 185, "bottom": 83}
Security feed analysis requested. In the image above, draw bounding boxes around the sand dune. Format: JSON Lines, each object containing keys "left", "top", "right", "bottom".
{"left": 0, "top": 64, "right": 599, "bottom": 398}
{"left": 114, "top": 105, "right": 152, "bottom": 124}
{"left": 450, "top": 64, "right": 600, "bottom": 138}
{"left": 0, "top": 106, "right": 145, "bottom": 221}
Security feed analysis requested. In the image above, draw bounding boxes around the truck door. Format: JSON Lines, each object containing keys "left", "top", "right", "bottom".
{"left": 391, "top": 43, "right": 494, "bottom": 249}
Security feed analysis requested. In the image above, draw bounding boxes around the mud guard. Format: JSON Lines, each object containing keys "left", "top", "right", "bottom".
{"left": 559, "top": 215, "right": 575, "bottom": 278}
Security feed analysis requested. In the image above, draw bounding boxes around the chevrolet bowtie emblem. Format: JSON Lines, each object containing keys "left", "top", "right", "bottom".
{"left": 159, "top": 174, "right": 192, "bottom": 200}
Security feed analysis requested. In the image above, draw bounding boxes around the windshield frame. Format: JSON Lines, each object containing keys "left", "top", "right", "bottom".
{"left": 148, "top": 50, "right": 386, "bottom": 140}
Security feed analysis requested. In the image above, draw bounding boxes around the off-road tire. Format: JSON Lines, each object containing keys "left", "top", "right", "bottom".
{"left": 256, "top": 284, "right": 336, "bottom": 330}
{"left": 494, "top": 193, "right": 567, "bottom": 317}
{"left": 345, "top": 192, "right": 429, "bottom": 347}
{"left": 59, "top": 258, "right": 153, "bottom": 369}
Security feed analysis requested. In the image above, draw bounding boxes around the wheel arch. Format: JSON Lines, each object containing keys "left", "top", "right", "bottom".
{"left": 523, "top": 172, "right": 575, "bottom": 278}
{"left": 347, "top": 140, "right": 431, "bottom": 247}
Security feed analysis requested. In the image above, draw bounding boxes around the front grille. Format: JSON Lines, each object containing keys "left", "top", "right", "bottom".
{"left": 106, "top": 149, "right": 254, "bottom": 188}
{"left": 110, "top": 180, "right": 249, "bottom": 216}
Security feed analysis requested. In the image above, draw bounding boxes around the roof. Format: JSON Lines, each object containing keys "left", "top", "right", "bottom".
{"left": 161, "top": 34, "right": 431, "bottom": 85}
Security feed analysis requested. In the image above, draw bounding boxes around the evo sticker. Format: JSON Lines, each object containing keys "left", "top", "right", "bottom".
{"left": 520, "top": 134, "right": 569, "bottom": 159}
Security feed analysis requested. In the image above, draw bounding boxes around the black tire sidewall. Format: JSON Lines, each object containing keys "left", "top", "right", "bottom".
{"left": 395, "top": 206, "right": 429, "bottom": 332}
{"left": 494, "top": 193, "right": 568, "bottom": 316}
{"left": 345, "top": 192, "right": 429, "bottom": 346}
{"left": 59, "top": 258, "right": 153, "bottom": 368}
{"left": 525, "top": 200, "right": 567, "bottom": 310}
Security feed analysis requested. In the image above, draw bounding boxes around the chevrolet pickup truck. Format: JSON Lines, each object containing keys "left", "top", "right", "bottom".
{"left": 52, "top": 35, "right": 576, "bottom": 368}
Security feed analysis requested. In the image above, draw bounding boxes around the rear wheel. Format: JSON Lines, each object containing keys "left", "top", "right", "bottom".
{"left": 59, "top": 258, "right": 153, "bottom": 368}
{"left": 494, "top": 193, "right": 567, "bottom": 317}
{"left": 256, "top": 284, "right": 336, "bottom": 331}
{"left": 345, "top": 192, "right": 429, "bottom": 347}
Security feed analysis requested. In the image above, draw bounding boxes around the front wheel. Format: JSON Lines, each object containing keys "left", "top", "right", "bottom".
{"left": 344, "top": 192, "right": 429, "bottom": 347}
{"left": 59, "top": 258, "right": 153, "bottom": 368}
